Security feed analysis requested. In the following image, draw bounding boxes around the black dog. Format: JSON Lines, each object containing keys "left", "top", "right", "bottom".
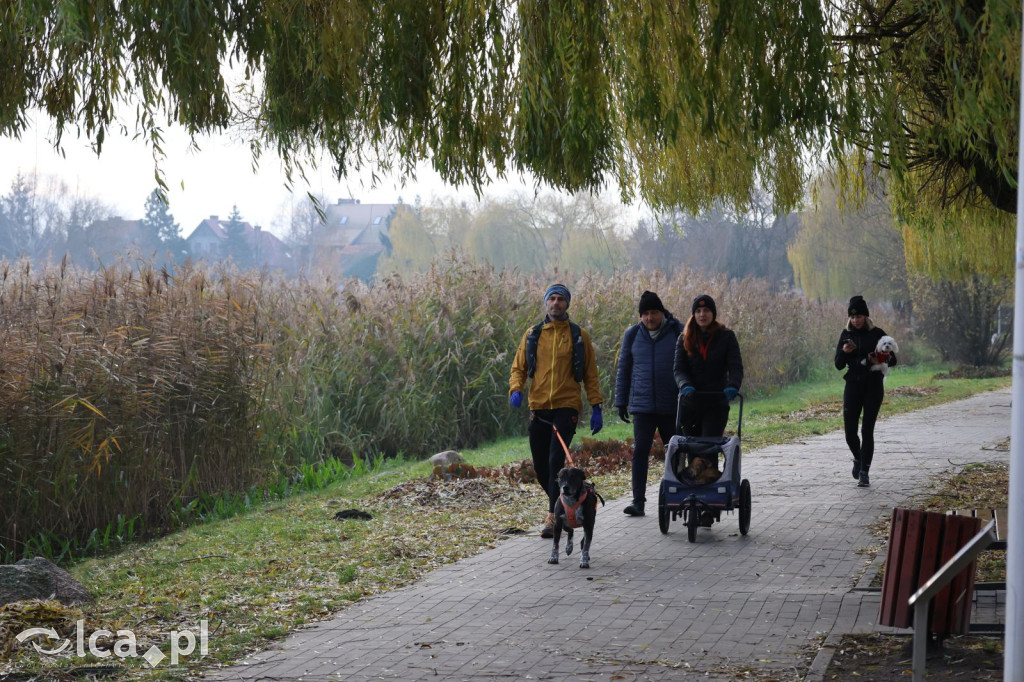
{"left": 548, "top": 466, "right": 604, "bottom": 569}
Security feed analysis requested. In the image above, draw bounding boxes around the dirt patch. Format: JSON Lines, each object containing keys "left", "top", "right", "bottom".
{"left": 984, "top": 437, "right": 1010, "bottom": 452}
{"left": 784, "top": 400, "right": 843, "bottom": 421}
{"left": 779, "top": 387, "right": 937, "bottom": 421}
{"left": 825, "top": 632, "right": 1003, "bottom": 680}
{"left": 378, "top": 477, "right": 536, "bottom": 508}
{"left": 887, "top": 385, "right": 940, "bottom": 397}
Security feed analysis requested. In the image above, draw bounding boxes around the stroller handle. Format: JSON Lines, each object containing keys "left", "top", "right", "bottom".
{"left": 676, "top": 390, "right": 744, "bottom": 440}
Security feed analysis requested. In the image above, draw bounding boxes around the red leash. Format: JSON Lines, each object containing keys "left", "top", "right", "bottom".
{"left": 552, "top": 424, "right": 576, "bottom": 468}
{"left": 533, "top": 414, "right": 575, "bottom": 467}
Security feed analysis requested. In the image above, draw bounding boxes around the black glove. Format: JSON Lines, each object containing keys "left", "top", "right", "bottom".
{"left": 618, "top": 405, "right": 630, "bottom": 423}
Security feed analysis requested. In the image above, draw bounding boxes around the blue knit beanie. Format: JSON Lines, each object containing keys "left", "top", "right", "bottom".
{"left": 544, "top": 284, "right": 571, "bottom": 308}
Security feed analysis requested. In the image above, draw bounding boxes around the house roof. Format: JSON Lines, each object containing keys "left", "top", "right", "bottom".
{"left": 185, "top": 215, "right": 291, "bottom": 269}
{"left": 186, "top": 216, "right": 237, "bottom": 241}
{"left": 68, "top": 217, "right": 165, "bottom": 268}
{"left": 88, "top": 217, "right": 147, "bottom": 243}
{"left": 316, "top": 201, "right": 398, "bottom": 248}
{"left": 186, "top": 216, "right": 283, "bottom": 247}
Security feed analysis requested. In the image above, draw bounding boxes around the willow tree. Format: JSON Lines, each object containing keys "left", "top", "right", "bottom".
{"left": 788, "top": 170, "right": 909, "bottom": 306}
{"left": 462, "top": 201, "right": 546, "bottom": 272}
{"left": 833, "top": 0, "right": 1019, "bottom": 278}
{"left": 376, "top": 208, "right": 438, "bottom": 275}
{"left": 0, "top": 0, "right": 1018, "bottom": 275}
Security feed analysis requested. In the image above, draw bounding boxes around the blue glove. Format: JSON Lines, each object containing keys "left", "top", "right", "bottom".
{"left": 680, "top": 386, "right": 696, "bottom": 398}
{"left": 509, "top": 390, "right": 523, "bottom": 408}
{"left": 590, "top": 405, "right": 603, "bottom": 435}
{"left": 723, "top": 387, "right": 738, "bottom": 401}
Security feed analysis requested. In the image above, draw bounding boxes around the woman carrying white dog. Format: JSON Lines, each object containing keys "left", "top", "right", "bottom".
{"left": 835, "top": 295, "right": 897, "bottom": 488}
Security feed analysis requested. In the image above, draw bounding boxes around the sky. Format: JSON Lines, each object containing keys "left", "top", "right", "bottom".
{"left": 0, "top": 111, "right": 569, "bottom": 240}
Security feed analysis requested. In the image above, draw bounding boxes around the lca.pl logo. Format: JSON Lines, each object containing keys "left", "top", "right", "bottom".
{"left": 16, "top": 619, "right": 209, "bottom": 668}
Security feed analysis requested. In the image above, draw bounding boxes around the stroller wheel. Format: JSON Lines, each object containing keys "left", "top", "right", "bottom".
{"left": 686, "top": 508, "right": 699, "bottom": 542}
{"left": 685, "top": 493, "right": 700, "bottom": 542}
{"left": 658, "top": 488, "right": 669, "bottom": 535}
{"left": 739, "top": 479, "right": 751, "bottom": 535}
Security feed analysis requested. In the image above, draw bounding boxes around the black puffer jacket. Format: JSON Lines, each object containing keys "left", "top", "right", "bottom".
{"left": 674, "top": 325, "right": 743, "bottom": 394}
{"left": 615, "top": 315, "right": 685, "bottom": 414}
{"left": 834, "top": 323, "right": 897, "bottom": 382}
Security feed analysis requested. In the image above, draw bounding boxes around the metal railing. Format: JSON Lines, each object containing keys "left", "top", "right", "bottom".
{"left": 906, "top": 519, "right": 997, "bottom": 682}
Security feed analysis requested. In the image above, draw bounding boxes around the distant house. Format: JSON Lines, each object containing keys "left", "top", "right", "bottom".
{"left": 303, "top": 199, "right": 402, "bottom": 279}
{"left": 185, "top": 216, "right": 228, "bottom": 260}
{"left": 68, "top": 217, "right": 156, "bottom": 267}
{"left": 185, "top": 215, "right": 292, "bottom": 271}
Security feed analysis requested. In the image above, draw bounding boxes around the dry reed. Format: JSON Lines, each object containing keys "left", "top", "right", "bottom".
{"left": 1, "top": 253, "right": 835, "bottom": 561}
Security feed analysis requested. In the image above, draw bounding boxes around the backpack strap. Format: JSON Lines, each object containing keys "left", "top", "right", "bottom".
{"left": 525, "top": 322, "right": 544, "bottom": 378}
{"left": 569, "top": 321, "right": 585, "bottom": 383}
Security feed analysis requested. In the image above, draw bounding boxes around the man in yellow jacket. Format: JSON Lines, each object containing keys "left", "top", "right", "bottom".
{"left": 509, "top": 283, "right": 604, "bottom": 538}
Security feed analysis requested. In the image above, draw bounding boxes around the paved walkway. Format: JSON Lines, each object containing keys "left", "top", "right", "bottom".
{"left": 210, "top": 389, "right": 1011, "bottom": 681}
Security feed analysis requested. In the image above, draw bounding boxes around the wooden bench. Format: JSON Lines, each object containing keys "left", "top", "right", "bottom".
{"left": 948, "top": 508, "right": 1008, "bottom": 551}
{"left": 948, "top": 508, "right": 1007, "bottom": 598}
{"left": 878, "top": 508, "right": 982, "bottom": 635}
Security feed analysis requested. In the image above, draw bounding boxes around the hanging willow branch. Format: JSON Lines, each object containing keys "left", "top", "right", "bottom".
{"left": 0, "top": 0, "right": 1017, "bottom": 232}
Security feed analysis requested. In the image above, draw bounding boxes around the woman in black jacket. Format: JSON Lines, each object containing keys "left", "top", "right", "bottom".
{"left": 673, "top": 294, "right": 743, "bottom": 437}
{"left": 835, "top": 295, "right": 897, "bottom": 488}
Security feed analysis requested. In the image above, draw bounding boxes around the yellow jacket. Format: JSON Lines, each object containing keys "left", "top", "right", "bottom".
{"left": 509, "top": 318, "right": 603, "bottom": 413}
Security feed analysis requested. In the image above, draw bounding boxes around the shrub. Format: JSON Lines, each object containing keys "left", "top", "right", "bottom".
{"left": 910, "top": 274, "right": 1011, "bottom": 367}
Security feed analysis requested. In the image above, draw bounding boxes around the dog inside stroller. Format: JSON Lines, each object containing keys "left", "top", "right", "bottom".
{"left": 658, "top": 394, "right": 751, "bottom": 542}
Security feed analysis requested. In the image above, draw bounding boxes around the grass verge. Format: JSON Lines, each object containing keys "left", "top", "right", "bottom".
{"left": 0, "top": 364, "right": 1010, "bottom": 679}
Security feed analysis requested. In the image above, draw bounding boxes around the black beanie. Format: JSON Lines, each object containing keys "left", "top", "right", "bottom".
{"left": 691, "top": 294, "right": 717, "bottom": 320}
{"left": 847, "top": 295, "right": 869, "bottom": 317}
{"left": 638, "top": 290, "right": 666, "bottom": 315}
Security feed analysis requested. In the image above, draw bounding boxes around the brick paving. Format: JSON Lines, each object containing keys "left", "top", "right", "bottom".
{"left": 208, "top": 389, "right": 1011, "bottom": 681}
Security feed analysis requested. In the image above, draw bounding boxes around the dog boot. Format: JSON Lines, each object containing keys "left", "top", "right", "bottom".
{"left": 540, "top": 512, "right": 555, "bottom": 538}
{"left": 852, "top": 458, "right": 861, "bottom": 479}
{"left": 623, "top": 502, "right": 645, "bottom": 517}
{"left": 858, "top": 470, "right": 870, "bottom": 487}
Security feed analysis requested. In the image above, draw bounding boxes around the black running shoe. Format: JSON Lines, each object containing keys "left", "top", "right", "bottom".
{"left": 623, "top": 503, "right": 645, "bottom": 517}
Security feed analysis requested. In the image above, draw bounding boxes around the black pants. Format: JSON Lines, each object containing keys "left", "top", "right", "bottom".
{"left": 529, "top": 408, "right": 578, "bottom": 512}
{"left": 630, "top": 412, "right": 676, "bottom": 506}
{"left": 678, "top": 395, "right": 730, "bottom": 437}
{"left": 843, "top": 378, "right": 884, "bottom": 470}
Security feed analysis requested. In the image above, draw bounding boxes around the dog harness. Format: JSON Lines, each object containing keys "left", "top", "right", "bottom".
{"left": 559, "top": 489, "right": 589, "bottom": 529}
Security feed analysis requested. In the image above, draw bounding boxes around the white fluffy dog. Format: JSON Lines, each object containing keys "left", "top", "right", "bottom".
{"left": 861, "top": 335, "right": 899, "bottom": 376}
